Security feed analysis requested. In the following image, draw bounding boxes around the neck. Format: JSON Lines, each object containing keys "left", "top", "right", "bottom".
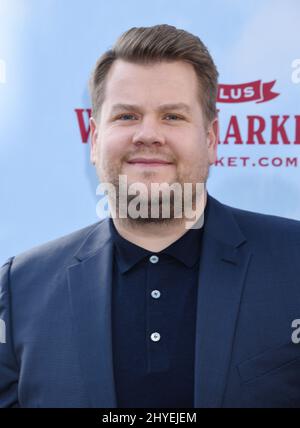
{"left": 110, "top": 191, "right": 207, "bottom": 252}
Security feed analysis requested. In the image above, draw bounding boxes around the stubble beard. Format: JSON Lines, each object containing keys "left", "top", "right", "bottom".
{"left": 97, "top": 157, "right": 209, "bottom": 228}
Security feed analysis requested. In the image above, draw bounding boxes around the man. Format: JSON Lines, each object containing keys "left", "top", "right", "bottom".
{"left": 1, "top": 24, "right": 300, "bottom": 408}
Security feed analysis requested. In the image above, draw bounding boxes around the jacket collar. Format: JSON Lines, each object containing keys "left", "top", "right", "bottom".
{"left": 73, "top": 193, "right": 246, "bottom": 263}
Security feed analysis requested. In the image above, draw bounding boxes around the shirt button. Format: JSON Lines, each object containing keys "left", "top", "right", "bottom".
{"left": 149, "top": 255, "right": 159, "bottom": 264}
{"left": 150, "top": 332, "right": 161, "bottom": 342}
{"left": 151, "top": 290, "right": 161, "bottom": 299}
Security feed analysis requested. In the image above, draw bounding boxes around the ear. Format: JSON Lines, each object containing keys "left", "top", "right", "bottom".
{"left": 89, "top": 117, "right": 98, "bottom": 165}
{"left": 207, "top": 117, "right": 219, "bottom": 165}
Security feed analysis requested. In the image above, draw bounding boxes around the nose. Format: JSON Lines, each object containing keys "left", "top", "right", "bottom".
{"left": 132, "top": 117, "right": 165, "bottom": 147}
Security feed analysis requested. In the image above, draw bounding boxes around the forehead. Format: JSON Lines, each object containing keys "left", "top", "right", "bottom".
{"left": 103, "top": 59, "right": 200, "bottom": 106}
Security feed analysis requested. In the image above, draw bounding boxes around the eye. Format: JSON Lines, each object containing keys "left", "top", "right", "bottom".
{"left": 164, "top": 114, "right": 183, "bottom": 121}
{"left": 116, "top": 114, "right": 138, "bottom": 121}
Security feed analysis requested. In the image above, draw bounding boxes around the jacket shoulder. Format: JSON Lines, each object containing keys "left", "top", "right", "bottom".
{"left": 4, "top": 219, "right": 108, "bottom": 274}
{"left": 224, "top": 201, "right": 300, "bottom": 245}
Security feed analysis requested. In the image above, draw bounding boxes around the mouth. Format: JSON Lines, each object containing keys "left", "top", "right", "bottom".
{"left": 126, "top": 158, "right": 174, "bottom": 167}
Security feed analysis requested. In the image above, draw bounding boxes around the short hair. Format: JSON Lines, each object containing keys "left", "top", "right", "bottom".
{"left": 89, "top": 24, "right": 218, "bottom": 124}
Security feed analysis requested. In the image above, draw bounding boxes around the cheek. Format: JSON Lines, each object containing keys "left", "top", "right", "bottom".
{"left": 100, "top": 128, "right": 132, "bottom": 160}
{"left": 176, "top": 141, "right": 208, "bottom": 166}
{"left": 172, "top": 127, "right": 207, "bottom": 158}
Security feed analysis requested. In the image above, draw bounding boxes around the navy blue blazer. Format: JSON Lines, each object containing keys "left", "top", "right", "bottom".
{"left": 1, "top": 194, "right": 300, "bottom": 408}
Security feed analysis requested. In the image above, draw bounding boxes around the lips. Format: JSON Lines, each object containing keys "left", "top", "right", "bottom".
{"left": 127, "top": 158, "right": 173, "bottom": 165}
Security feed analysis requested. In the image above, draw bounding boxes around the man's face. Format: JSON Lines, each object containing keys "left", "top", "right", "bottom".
{"left": 90, "top": 59, "right": 218, "bottom": 217}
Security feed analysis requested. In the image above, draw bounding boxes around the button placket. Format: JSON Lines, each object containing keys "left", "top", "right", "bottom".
{"left": 149, "top": 255, "right": 161, "bottom": 300}
{"left": 146, "top": 252, "right": 169, "bottom": 372}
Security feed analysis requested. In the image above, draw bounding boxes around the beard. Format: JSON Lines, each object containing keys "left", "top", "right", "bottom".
{"left": 96, "top": 155, "right": 209, "bottom": 226}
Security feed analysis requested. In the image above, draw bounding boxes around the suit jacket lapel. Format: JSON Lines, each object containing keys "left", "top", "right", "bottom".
{"left": 67, "top": 220, "right": 117, "bottom": 408}
{"left": 194, "top": 196, "right": 252, "bottom": 407}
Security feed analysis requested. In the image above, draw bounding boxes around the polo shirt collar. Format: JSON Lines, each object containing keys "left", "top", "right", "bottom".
{"left": 109, "top": 199, "right": 208, "bottom": 274}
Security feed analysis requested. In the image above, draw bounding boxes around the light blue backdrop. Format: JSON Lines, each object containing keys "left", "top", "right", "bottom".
{"left": 1, "top": 0, "right": 300, "bottom": 264}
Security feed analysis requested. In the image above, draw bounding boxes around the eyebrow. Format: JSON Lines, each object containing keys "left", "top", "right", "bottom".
{"left": 110, "top": 102, "right": 192, "bottom": 115}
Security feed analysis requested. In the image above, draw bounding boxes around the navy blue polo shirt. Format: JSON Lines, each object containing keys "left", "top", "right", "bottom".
{"left": 110, "top": 211, "right": 206, "bottom": 408}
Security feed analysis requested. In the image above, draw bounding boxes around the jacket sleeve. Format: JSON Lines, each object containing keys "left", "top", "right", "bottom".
{"left": 0, "top": 258, "right": 19, "bottom": 407}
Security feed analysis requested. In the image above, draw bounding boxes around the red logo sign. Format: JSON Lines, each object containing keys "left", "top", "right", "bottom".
{"left": 217, "top": 80, "right": 279, "bottom": 103}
